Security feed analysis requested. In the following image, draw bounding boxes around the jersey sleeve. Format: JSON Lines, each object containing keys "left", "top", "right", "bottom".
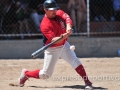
{"left": 57, "top": 10, "right": 73, "bottom": 25}
{"left": 40, "top": 24, "right": 55, "bottom": 43}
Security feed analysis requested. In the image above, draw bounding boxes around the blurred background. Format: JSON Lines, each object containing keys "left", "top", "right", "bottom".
{"left": 0, "top": 0, "right": 120, "bottom": 40}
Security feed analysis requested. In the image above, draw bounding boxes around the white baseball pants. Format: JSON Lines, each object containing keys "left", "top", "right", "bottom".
{"left": 39, "top": 41, "right": 82, "bottom": 79}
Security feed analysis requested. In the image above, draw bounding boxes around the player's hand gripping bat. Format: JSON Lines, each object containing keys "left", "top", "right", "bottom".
{"left": 31, "top": 36, "right": 63, "bottom": 58}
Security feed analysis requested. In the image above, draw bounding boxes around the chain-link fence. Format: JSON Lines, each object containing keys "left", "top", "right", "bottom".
{"left": 0, "top": 0, "right": 120, "bottom": 40}
{"left": 90, "top": 0, "right": 120, "bottom": 37}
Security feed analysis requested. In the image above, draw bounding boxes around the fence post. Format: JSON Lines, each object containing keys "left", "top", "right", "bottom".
{"left": 87, "top": 0, "right": 90, "bottom": 37}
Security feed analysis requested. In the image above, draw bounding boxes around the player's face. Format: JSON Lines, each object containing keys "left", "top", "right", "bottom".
{"left": 44, "top": 9, "right": 57, "bottom": 18}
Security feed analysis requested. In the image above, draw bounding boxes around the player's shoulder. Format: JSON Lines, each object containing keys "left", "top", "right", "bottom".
{"left": 41, "top": 16, "right": 50, "bottom": 26}
{"left": 56, "top": 9, "right": 65, "bottom": 15}
{"left": 57, "top": 9, "right": 63, "bottom": 12}
{"left": 40, "top": 17, "right": 52, "bottom": 30}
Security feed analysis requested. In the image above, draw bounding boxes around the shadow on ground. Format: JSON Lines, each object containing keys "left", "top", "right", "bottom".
{"left": 29, "top": 85, "right": 108, "bottom": 90}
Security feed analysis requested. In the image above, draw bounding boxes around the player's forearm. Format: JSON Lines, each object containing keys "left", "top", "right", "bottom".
{"left": 51, "top": 37, "right": 63, "bottom": 44}
{"left": 66, "top": 23, "right": 73, "bottom": 35}
{"left": 51, "top": 33, "right": 68, "bottom": 44}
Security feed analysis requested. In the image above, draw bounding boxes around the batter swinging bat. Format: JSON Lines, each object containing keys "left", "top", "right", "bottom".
{"left": 31, "top": 36, "right": 63, "bottom": 58}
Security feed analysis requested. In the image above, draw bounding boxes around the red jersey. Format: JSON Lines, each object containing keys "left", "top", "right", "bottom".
{"left": 40, "top": 10, "right": 73, "bottom": 47}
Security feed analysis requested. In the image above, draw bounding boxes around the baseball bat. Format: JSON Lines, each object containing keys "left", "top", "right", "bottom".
{"left": 31, "top": 36, "right": 63, "bottom": 58}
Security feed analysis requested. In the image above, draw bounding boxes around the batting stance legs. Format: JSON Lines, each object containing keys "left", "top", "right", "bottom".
{"left": 18, "top": 42, "right": 92, "bottom": 87}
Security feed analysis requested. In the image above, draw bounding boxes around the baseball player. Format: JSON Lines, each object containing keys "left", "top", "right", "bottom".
{"left": 18, "top": 0, "right": 93, "bottom": 89}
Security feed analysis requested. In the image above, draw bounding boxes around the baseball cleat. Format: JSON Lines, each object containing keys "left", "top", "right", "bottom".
{"left": 85, "top": 82, "right": 93, "bottom": 90}
{"left": 18, "top": 69, "right": 28, "bottom": 87}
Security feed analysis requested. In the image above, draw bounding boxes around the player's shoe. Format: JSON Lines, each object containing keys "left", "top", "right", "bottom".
{"left": 85, "top": 82, "right": 93, "bottom": 90}
{"left": 18, "top": 69, "right": 28, "bottom": 87}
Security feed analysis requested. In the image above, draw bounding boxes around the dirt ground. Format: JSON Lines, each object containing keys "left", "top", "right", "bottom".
{"left": 0, "top": 58, "right": 120, "bottom": 90}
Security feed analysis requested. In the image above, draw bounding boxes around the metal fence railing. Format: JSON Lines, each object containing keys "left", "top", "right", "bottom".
{"left": 0, "top": 0, "right": 120, "bottom": 40}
